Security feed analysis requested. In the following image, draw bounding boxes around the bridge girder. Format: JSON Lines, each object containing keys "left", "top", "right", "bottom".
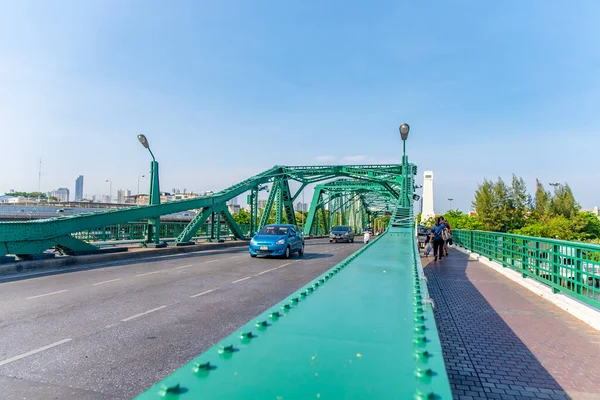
{"left": 0, "top": 164, "right": 412, "bottom": 258}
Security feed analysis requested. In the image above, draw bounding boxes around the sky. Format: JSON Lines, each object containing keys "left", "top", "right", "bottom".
{"left": 1, "top": 0, "right": 599, "bottom": 213}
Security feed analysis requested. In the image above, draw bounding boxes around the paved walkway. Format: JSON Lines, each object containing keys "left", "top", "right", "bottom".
{"left": 423, "top": 249, "right": 600, "bottom": 400}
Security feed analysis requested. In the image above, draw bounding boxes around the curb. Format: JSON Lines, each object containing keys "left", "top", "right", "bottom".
{"left": 453, "top": 246, "right": 600, "bottom": 332}
{"left": 0, "top": 241, "right": 249, "bottom": 277}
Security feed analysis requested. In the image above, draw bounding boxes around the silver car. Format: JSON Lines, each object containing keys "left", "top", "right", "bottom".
{"left": 329, "top": 226, "right": 355, "bottom": 243}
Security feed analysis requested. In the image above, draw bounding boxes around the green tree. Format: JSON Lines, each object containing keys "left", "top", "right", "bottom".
{"left": 473, "top": 178, "right": 508, "bottom": 231}
{"left": 532, "top": 179, "right": 550, "bottom": 222}
{"left": 507, "top": 175, "right": 529, "bottom": 231}
{"left": 233, "top": 209, "right": 250, "bottom": 225}
{"left": 8, "top": 191, "right": 48, "bottom": 199}
{"left": 549, "top": 184, "right": 579, "bottom": 219}
{"left": 443, "top": 210, "right": 484, "bottom": 230}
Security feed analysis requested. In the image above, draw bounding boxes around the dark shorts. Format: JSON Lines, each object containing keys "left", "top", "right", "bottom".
{"left": 446, "top": 238, "right": 453, "bottom": 245}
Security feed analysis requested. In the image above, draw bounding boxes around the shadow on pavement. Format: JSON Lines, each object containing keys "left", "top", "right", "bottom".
{"left": 422, "top": 250, "right": 570, "bottom": 400}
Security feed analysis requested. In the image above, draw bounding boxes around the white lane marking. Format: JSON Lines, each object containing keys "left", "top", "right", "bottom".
{"left": 204, "top": 259, "right": 219, "bottom": 264}
{"left": 93, "top": 278, "right": 121, "bottom": 286}
{"left": 104, "top": 323, "right": 118, "bottom": 329}
{"left": 231, "top": 276, "right": 251, "bottom": 284}
{"left": 122, "top": 306, "right": 167, "bottom": 322}
{"left": 190, "top": 288, "right": 218, "bottom": 298}
{"left": 174, "top": 264, "right": 194, "bottom": 270}
{"left": 276, "top": 262, "right": 291, "bottom": 269}
{"left": 26, "top": 290, "right": 68, "bottom": 300}
{"left": 135, "top": 270, "right": 167, "bottom": 277}
{"left": 254, "top": 267, "right": 279, "bottom": 276}
{"left": 0, "top": 338, "right": 72, "bottom": 367}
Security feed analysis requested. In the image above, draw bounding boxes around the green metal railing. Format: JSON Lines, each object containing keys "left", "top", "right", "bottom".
{"left": 453, "top": 230, "right": 600, "bottom": 308}
{"left": 73, "top": 222, "right": 252, "bottom": 243}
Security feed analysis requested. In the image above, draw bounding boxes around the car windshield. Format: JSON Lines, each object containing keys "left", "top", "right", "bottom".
{"left": 331, "top": 226, "right": 349, "bottom": 232}
{"left": 258, "top": 226, "right": 289, "bottom": 235}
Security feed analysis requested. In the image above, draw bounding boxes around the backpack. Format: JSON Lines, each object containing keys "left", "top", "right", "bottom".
{"left": 442, "top": 227, "right": 451, "bottom": 241}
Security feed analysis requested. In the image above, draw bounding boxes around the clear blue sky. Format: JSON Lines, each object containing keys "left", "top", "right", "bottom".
{"left": 1, "top": 1, "right": 599, "bottom": 212}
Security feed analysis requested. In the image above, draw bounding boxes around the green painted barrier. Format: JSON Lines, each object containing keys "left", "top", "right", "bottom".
{"left": 453, "top": 229, "right": 600, "bottom": 308}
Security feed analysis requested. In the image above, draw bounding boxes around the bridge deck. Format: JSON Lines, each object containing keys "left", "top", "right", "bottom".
{"left": 424, "top": 249, "right": 600, "bottom": 400}
{"left": 136, "top": 231, "right": 452, "bottom": 399}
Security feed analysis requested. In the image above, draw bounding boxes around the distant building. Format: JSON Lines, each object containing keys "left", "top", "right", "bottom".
{"left": 295, "top": 202, "right": 309, "bottom": 212}
{"left": 228, "top": 196, "right": 239, "bottom": 205}
{"left": 117, "top": 189, "right": 131, "bottom": 204}
{"left": 258, "top": 199, "right": 267, "bottom": 209}
{"left": 126, "top": 192, "right": 199, "bottom": 205}
{"left": 48, "top": 188, "right": 70, "bottom": 202}
{"left": 0, "top": 195, "right": 20, "bottom": 204}
{"left": 227, "top": 204, "right": 241, "bottom": 214}
{"left": 168, "top": 192, "right": 200, "bottom": 201}
{"left": 75, "top": 175, "right": 84, "bottom": 201}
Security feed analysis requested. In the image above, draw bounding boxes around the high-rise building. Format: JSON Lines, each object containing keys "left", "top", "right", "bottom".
{"left": 228, "top": 196, "right": 239, "bottom": 205}
{"left": 258, "top": 199, "right": 267, "bottom": 209}
{"left": 56, "top": 188, "right": 70, "bottom": 202}
{"left": 117, "top": 189, "right": 131, "bottom": 204}
{"left": 75, "top": 175, "right": 84, "bottom": 201}
{"left": 421, "top": 171, "right": 435, "bottom": 222}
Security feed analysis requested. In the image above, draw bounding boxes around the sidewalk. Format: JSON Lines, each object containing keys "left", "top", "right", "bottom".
{"left": 423, "top": 249, "right": 600, "bottom": 400}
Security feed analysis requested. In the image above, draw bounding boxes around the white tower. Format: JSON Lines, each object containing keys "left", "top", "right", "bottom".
{"left": 421, "top": 170, "right": 435, "bottom": 222}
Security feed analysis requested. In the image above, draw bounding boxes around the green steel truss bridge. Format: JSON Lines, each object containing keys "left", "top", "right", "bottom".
{"left": 0, "top": 140, "right": 453, "bottom": 397}
{"left": 0, "top": 164, "right": 410, "bottom": 259}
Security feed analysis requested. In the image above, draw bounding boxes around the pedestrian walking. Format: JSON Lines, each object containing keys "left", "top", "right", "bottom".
{"left": 429, "top": 217, "right": 446, "bottom": 262}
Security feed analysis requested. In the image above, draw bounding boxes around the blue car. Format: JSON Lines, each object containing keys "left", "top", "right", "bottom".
{"left": 249, "top": 224, "right": 305, "bottom": 258}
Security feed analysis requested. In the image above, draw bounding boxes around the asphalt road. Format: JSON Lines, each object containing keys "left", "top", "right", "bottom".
{"left": 0, "top": 239, "right": 360, "bottom": 400}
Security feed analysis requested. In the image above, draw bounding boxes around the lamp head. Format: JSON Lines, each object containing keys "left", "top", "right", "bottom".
{"left": 399, "top": 123, "right": 410, "bottom": 140}
{"left": 137, "top": 134, "right": 150, "bottom": 149}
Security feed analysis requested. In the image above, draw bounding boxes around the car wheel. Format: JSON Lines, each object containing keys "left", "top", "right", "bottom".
{"left": 298, "top": 245, "right": 304, "bottom": 256}
{"left": 250, "top": 254, "right": 257, "bottom": 258}
{"left": 351, "top": 238, "right": 354, "bottom": 243}
{"left": 284, "top": 246, "right": 291, "bottom": 259}
{"left": 329, "top": 240, "right": 333, "bottom": 243}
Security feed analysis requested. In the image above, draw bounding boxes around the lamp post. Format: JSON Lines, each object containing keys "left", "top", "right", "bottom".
{"left": 105, "top": 180, "right": 112, "bottom": 203}
{"left": 137, "top": 134, "right": 164, "bottom": 247}
{"left": 399, "top": 123, "right": 410, "bottom": 207}
{"left": 448, "top": 198, "right": 454, "bottom": 211}
{"left": 137, "top": 174, "right": 146, "bottom": 195}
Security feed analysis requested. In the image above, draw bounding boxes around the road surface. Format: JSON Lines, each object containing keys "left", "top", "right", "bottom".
{"left": 0, "top": 239, "right": 359, "bottom": 399}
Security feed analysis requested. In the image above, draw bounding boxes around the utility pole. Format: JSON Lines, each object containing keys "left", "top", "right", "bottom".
{"left": 38, "top": 158, "right": 42, "bottom": 190}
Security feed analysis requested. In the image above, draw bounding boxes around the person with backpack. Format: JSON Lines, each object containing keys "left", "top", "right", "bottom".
{"left": 429, "top": 217, "right": 447, "bottom": 262}
{"left": 442, "top": 217, "right": 452, "bottom": 257}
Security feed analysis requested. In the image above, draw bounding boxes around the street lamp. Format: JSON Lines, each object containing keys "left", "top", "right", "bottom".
{"left": 137, "top": 133, "right": 164, "bottom": 247}
{"left": 105, "top": 180, "right": 112, "bottom": 203}
{"left": 137, "top": 174, "right": 146, "bottom": 195}
{"left": 448, "top": 198, "right": 454, "bottom": 210}
{"left": 399, "top": 123, "right": 410, "bottom": 206}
